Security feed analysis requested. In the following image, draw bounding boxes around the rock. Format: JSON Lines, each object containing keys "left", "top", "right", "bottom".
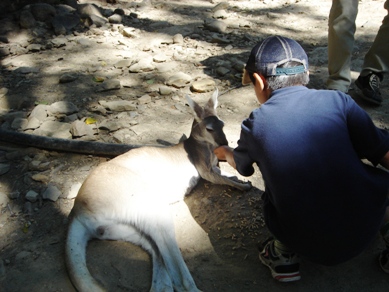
{"left": 11, "top": 118, "right": 28, "bottom": 130}
{"left": 108, "top": 14, "right": 122, "bottom": 24}
{"left": 204, "top": 20, "right": 228, "bottom": 33}
{"left": 42, "top": 184, "right": 62, "bottom": 202}
{"left": 25, "top": 116, "right": 41, "bottom": 130}
{"left": 122, "top": 27, "right": 137, "bottom": 38}
{"left": 129, "top": 58, "right": 154, "bottom": 73}
{"left": 27, "top": 44, "right": 42, "bottom": 52}
{"left": 98, "top": 79, "right": 121, "bottom": 92}
{"left": 70, "top": 120, "right": 96, "bottom": 137}
{"left": 30, "top": 104, "right": 48, "bottom": 121}
{"left": 153, "top": 54, "right": 167, "bottom": 63}
{"left": 30, "top": 3, "right": 56, "bottom": 23}
{"left": 25, "top": 190, "right": 39, "bottom": 203}
{"left": 212, "top": 1, "right": 229, "bottom": 12}
{"left": 138, "top": 94, "right": 152, "bottom": 104}
{"left": 34, "top": 121, "right": 72, "bottom": 139}
{"left": 155, "top": 62, "right": 177, "bottom": 73}
{"left": 213, "top": 9, "right": 228, "bottom": 19}
{"left": 173, "top": 33, "right": 184, "bottom": 44}
{"left": 51, "top": 37, "right": 67, "bottom": 48}
{"left": 115, "top": 59, "right": 132, "bottom": 69}
{"left": 8, "top": 191, "right": 20, "bottom": 199}
{"left": 216, "top": 66, "right": 230, "bottom": 76}
{"left": 59, "top": 73, "right": 78, "bottom": 83}
{"left": 15, "top": 67, "right": 39, "bottom": 74}
{"left": 48, "top": 101, "right": 78, "bottom": 115}
{"left": 89, "top": 14, "right": 108, "bottom": 27}
{"left": 98, "top": 120, "right": 120, "bottom": 132}
{"left": 53, "top": 13, "right": 80, "bottom": 30}
{"left": 99, "top": 100, "right": 137, "bottom": 111}
{"left": 166, "top": 72, "right": 192, "bottom": 88}
{"left": 191, "top": 79, "right": 216, "bottom": 93}
{"left": 31, "top": 173, "right": 50, "bottom": 184}
{"left": 19, "top": 10, "right": 36, "bottom": 29}
{"left": 78, "top": 4, "right": 103, "bottom": 19}
{"left": 159, "top": 85, "right": 173, "bottom": 95}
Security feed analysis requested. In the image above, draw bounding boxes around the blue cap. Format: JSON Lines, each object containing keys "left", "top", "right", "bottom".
{"left": 245, "top": 36, "right": 309, "bottom": 77}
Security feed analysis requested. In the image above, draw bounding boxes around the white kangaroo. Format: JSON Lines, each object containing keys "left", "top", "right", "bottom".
{"left": 65, "top": 89, "right": 252, "bottom": 292}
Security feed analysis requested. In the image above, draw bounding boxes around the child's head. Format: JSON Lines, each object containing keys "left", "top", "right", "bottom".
{"left": 242, "top": 36, "right": 309, "bottom": 90}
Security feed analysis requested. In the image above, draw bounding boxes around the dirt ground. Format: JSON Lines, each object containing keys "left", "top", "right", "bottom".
{"left": 1, "top": 0, "right": 389, "bottom": 291}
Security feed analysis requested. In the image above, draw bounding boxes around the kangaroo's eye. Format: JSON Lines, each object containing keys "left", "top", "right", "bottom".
{"left": 206, "top": 125, "right": 214, "bottom": 132}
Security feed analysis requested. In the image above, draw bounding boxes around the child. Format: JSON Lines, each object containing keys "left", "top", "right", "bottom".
{"left": 215, "top": 35, "right": 389, "bottom": 282}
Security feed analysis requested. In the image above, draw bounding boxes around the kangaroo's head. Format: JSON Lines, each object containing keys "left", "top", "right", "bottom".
{"left": 186, "top": 89, "right": 228, "bottom": 148}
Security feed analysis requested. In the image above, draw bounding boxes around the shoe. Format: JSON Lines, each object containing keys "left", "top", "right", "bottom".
{"left": 379, "top": 249, "right": 389, "bottom": 274}
{"left": 259, "top": 239, "right": 301, "bottom": 282}
{"left": 354, "top": 73, "right": 383, "bottom": 105}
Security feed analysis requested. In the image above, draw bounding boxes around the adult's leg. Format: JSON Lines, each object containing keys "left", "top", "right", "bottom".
{"left": 327, "top": 0, "right": 359, "bottom": 92}
{"left": 360, "top": 0, "right": 389, "bottom": 77}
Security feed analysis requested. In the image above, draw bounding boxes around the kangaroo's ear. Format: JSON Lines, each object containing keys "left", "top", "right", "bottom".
{"left": 204, "top": 88, "right": 218, "bottom": 117}
{"left": 186, "top": 94, "right": 204, "bottom": 121}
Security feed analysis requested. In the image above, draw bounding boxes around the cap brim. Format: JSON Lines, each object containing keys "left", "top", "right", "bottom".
{"left": 242, "top": 68, "right": 252, "bottom": 85}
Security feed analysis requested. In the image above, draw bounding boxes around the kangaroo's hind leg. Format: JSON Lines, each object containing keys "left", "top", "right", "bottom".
{"left": 140, "top": 205, "right": 201, "bottom": 292}
{"left": 97, "top": 222, "right": 174, "bottom": 292}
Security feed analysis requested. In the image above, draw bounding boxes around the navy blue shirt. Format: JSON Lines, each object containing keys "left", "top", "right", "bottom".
{"left": 234, "top": 86, "right": 389, "bottom": 265}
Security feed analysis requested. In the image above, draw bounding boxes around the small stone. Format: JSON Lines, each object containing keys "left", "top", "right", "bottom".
{"left": 138, "top": 94, "right": 152, "bottom": 104}
{"left": 166, "top": 72, "right": 192, "bottom": 88}
{"left": 98, "top": 79, "right": 121, "bottom": 91}
{"left": 31, "top": 174, "right": 50, "bottom": 184}
{"left": 191, "top": 79, "right": 216, "bottom": 93}
{"left": 25, "top": 190, "right": 39, "bottom": 203}
{"left": 49, "top": 101, "right": 79, "bottom": 115}
{"left": 20, "top": 10, "right": 36, "bottom": 29}
{"left": 159, "top": 86, "right": 173, "bottom": 95}
{"left": 204, "top": 20, "right": 228, "bottom": 33}
{"left": 42, "top": 184, "right": 62, "bottom": 202}
{"left": 115, "top": 59, "right": 132, "bottom": 69}
{"left": 27, "top": 44, "right": 42, "bottom": 52}
{"left": 98, "top": 120, "right": 120, "bottom": 132}
{"left": 59, "top": 73, "right": 78, "bottom": 83}
{"left": 108, "top": 14, "right": 122, "bottom": 24}
{"left": 122, "top": 27, "right": 137, "bottom": 38}
{"left": 216, "top": 66, "right": 230, "bottom": 76}
{"left": 173, "top": 34, "right": 184, "bottom": 44}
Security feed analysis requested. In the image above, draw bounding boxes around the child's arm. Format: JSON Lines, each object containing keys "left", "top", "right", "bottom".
{"left": 214, "top": 146, "right": 236, "bottom": 169}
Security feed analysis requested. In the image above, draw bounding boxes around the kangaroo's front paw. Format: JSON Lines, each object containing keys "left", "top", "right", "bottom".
{"left": 239, "top": 181, "right": 252, "bottom": 191}
{"left": 231, "top": 180, "right": 252, "bottom": 191}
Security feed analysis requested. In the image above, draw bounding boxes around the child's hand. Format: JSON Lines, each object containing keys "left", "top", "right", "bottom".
{"left": 214, "top": 145, "right": 230, "bottom": 161}
{"left": 214, "top": 146, "right": 237, "bottom": 170}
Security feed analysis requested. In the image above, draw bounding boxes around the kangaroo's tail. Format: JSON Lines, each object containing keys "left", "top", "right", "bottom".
{"left": 65, "top": 216, "right": 106, "bottom": 292}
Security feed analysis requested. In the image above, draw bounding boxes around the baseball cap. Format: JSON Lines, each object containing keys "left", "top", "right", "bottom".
{"left": 242, "top": 35, "right": 309, "bottom": 85}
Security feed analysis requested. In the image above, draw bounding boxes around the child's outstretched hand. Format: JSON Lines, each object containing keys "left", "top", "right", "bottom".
{"left": 214, "top": 146, "right": 236, "bottom": 169}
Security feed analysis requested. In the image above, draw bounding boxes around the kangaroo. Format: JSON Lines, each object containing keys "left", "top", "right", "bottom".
{"left": 65, "top": 89, "right": 252, "bottom": 292}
